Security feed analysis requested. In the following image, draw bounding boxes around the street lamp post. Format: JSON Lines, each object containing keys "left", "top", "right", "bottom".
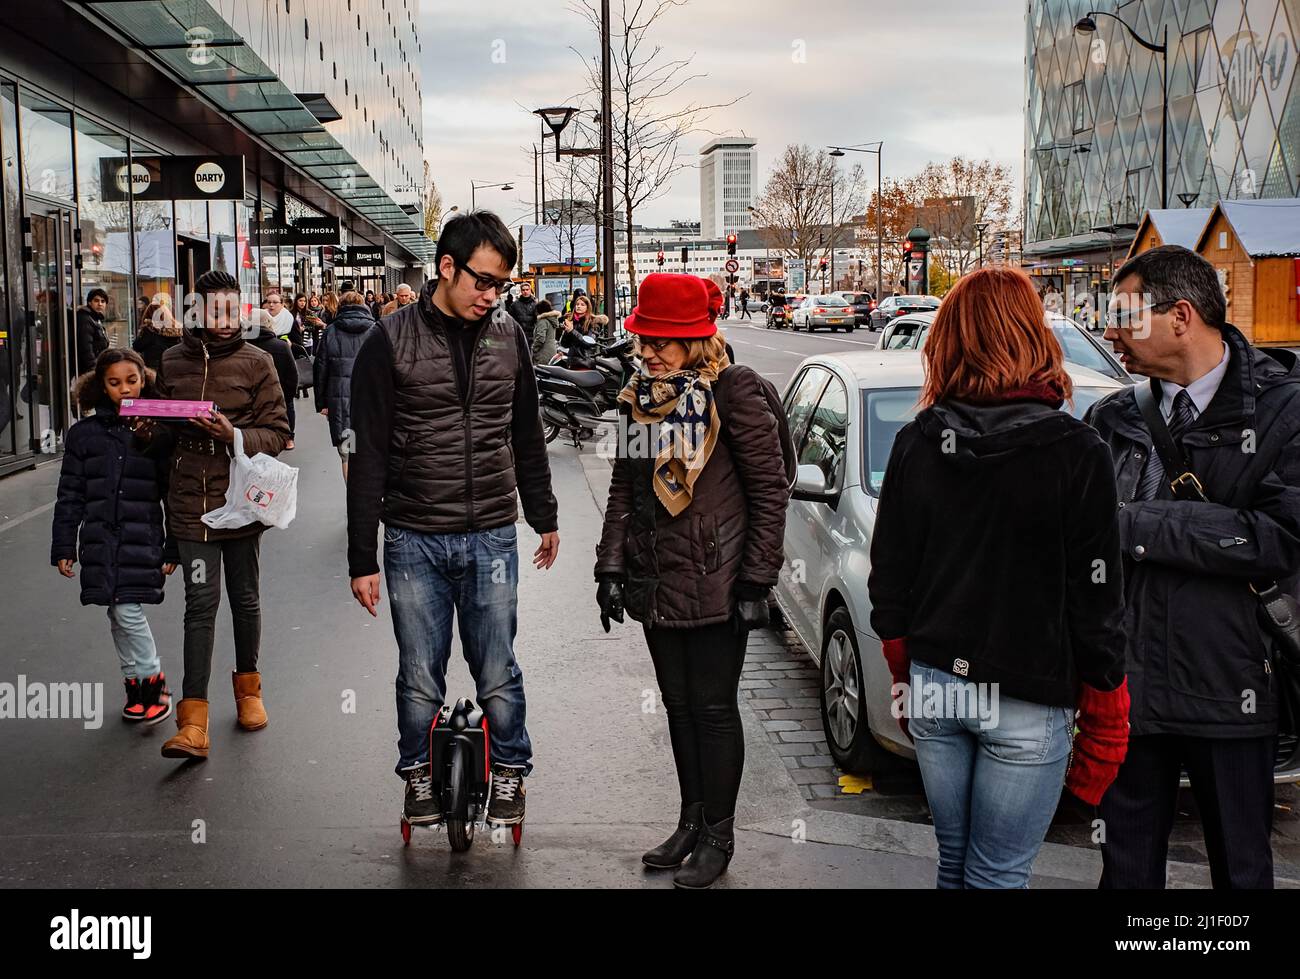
{"left": 470, "top": 181, "right": 513, "bottom": 212}
{"left": 1076, "top": 13, "right": 1168, "bottom": 209}
{"left": 829, "top": 142, "right": 884, "bottom": 298}
{"left": 976, "top": 221, "right": 989, "bottom": 267}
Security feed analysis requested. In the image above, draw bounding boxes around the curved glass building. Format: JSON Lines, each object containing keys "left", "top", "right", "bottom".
{"left": 1025, "top": 0, "right": 1300, "bottom": 271}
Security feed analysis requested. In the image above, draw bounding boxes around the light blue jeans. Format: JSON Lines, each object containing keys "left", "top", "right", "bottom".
{"left": 908, "top": 660, "right": 1072, "bottom": 889}
{"left": 384, "top": 523, "right": 531, "bottom": 777}
{"left": 107, "top": 603, "right": 161, "bottom": 679}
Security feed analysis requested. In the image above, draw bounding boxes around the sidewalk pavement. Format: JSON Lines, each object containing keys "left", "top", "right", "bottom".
{"left": 0, "top": 403, "right": 1254, "bottom": 887}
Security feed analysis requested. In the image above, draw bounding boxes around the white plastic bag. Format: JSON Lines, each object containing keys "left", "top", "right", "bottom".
{"left": 201, "top": 428, "right": 298, "bottom": 531}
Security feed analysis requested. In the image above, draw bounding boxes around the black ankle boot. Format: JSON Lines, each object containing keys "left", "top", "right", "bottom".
{"left": 642, "top": 802, "right": 704, "bottom": 869}
{"left": 672, "top": 815, "right": 734, "bottom": 889}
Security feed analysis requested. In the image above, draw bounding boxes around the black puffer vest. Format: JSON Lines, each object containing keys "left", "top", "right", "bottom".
{"left": 380, "top": 285, "right": 521, "bottom": 532}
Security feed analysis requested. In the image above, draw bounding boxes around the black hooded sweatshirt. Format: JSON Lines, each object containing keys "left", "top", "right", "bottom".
{"left": 867, "top": 398, "right": 1126, "bottom": 707}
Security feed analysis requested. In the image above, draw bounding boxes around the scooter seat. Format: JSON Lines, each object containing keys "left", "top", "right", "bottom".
{"left": 538, "top": 365, "right": 605, "bottom": 389}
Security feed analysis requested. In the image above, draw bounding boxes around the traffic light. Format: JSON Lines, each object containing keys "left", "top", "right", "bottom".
{"left": 656, "top": 250, "right": 664, "bottom": 267}
{"left": 819, "top": 256, "right": 828, "bottom": 270}
{"left": 681, "top": 246, "right": 689, "bottom": 265}
{"left": 726, "top": 233, "right": 737, "bottom": 257}
{"left": 901, "top": 240, "right": 913, "bottom": 261}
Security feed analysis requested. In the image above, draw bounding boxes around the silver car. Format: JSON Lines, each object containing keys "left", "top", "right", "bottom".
{"left": 772, "top": 350, "right": 1127, "bottom": 774}
{"left": 877, "top": 311, "right": 1134, "bottom": 384}
{"left": 791, "top": 294, "right": 855, "bottom": 332}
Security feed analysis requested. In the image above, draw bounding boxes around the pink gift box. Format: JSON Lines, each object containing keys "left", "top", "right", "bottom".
{"left": 119, "top": 399, "right": 216, "bottom": 419}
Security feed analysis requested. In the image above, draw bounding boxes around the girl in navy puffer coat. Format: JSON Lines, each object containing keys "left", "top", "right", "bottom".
{"left": 52, "top": 349, "right": 176, "bottom": 726}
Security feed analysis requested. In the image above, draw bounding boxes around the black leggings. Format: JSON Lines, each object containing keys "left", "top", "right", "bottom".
{"left": 644, "top": 621, "right": 749, "bottom": 824}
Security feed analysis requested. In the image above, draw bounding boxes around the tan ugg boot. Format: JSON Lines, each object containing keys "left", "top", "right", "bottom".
{"left": 232, "top": 671, "right": 268, "bottom": 731}
{"left": 161, "top": 699, "right": 210, "bottom": 759}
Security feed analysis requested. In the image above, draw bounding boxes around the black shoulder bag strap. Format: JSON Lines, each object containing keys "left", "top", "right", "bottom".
{"left": 1134, "top": 380, "right": 1300, "bottom": 709}
{"left": 1133, "top": 379, "right": 1206, "bottom": 502}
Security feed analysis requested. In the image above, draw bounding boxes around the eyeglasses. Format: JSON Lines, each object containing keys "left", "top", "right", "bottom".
{"left": 634, "top": 337, "right": 678, "bottom": 353}
{"left": 1106, "top": 299, "right": 1176, "bottom": 330}
{"left": 454, "top": 260, "right": 512, "bottom": 294}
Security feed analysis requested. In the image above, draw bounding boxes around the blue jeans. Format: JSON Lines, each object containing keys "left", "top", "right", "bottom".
{"left": 908, "top": 660, "right": 1072, "bottom": 889}
{"left": 107, "top": 603, "right": 161, "bottom": 679}
{"left": 384, "top": 523, "right": 532, "bottom": 776}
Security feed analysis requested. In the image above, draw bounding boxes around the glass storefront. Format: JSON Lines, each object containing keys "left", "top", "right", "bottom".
{"left": 75, "top": 118, "right": 133, "bottom": 350}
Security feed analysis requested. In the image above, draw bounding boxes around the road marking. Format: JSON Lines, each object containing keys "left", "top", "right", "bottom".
{"left": 754, "top": 344, "right": 777, "bottom": 351}
{"left": 781, "top": 350, "right": 802, "bottom": 355}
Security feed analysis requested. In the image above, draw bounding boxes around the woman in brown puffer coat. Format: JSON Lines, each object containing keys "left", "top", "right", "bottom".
{"left": 155, "top": 270, "right": 291, "bottom": 761}
{"left": 595, "top": 273, "right": 790, "bottom": 889}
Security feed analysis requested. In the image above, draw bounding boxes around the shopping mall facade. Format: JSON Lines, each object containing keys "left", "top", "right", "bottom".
{"left": 0, "top": 0, "right": 430, "bottom": 476}
{"left": 1024, "top": 0, "right": 1300, "bottom": 292}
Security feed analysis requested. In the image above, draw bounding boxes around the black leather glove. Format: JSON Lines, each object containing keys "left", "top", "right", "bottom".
{"left": 732, "top": 581, "right": 770, "bottom": 634}
{"left": 596, "top": 577, "right": 625, "bottom": 632}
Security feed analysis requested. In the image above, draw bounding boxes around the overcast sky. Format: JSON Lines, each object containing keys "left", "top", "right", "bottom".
{"left": 420, "top": 0, "right": 1026, "bottom": 228}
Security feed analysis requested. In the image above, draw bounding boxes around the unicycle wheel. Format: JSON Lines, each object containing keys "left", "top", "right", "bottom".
{"left": 446, "top": 818, "right": 473, "bottom": 852}
{"left": 400, "top": 818, "right": 412, "bottom": 846}
{"left": 512, "top": 823, "right": 523, "bottom": 847}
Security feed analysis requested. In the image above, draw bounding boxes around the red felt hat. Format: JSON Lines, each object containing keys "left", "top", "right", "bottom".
{"left": 624, "top": 273, "right": 720, "bottom": 338}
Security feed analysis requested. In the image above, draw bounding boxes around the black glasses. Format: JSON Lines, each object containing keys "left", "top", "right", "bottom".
{"left": 455, "top": 260, "right": 512, "bottom": 294}
{"left": 634, "top": 337, "right": 678, "bottom": 353}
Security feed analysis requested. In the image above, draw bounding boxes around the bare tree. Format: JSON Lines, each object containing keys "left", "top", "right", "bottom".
{"left": 905, "top": 158, "right": 1014, "bottom": 276}
{"left": 571, "top": 0, "right": 745, "bottom": 302}
{"left": 750, "top": 144, "right": 864, "bottom": 292}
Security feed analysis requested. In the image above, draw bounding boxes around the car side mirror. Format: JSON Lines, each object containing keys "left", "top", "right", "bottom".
{"left": 791, "top": 463, "right": 840, "bottom": 505}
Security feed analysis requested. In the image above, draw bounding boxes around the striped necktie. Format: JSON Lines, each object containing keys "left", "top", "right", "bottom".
{"left": 1137, "top": 390, "right": 1198, "bottom": 501}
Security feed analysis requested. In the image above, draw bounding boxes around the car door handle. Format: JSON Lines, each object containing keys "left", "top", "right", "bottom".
{"left": 829, "top": 529, "right": 854, "bottom": 547}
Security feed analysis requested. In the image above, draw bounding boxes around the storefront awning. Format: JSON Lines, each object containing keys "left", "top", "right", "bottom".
{"left": 66, "top": 0, "right": 432, "bottom": 263}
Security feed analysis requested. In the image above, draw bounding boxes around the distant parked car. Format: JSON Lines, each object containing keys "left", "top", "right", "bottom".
{"left": 834, "top": 291, "right": 876, "bottom": 328}
{"left": 877, "top": 311, "right": 1133, "bottom": 384}
{"left": 868, "top": 294, "right": 940, "bottom": 330}
{"left": 772, "top": 350, "right": 1126, "bottom": 774}
{"left": 791, "top": 294, "right": 854, "bottom": 332}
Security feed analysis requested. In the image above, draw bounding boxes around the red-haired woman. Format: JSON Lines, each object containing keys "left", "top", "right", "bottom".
{"left": 867, "top": 266, "right": 1129, "bottom": 888}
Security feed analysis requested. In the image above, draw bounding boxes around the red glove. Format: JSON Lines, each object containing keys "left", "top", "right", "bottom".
{"left": 882, "top": 637, "right": 912, "bottom": 742}
{"left": 1065, "top": 678, "right": 1131, "bottom": 805}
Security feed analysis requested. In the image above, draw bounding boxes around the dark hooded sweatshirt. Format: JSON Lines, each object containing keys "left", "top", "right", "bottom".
{"left": 867, "top": 398, "right": 1126, "bottom": 707}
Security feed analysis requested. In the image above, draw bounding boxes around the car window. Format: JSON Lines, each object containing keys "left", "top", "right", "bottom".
{"left": 817, "top": 296, "right": 849, "bottom": 306}
{"left": 798, "top": 376, "right": 849, "bottom": 489}
{"left": 861, "top": 389, "right": 922, "bottom": 495}
{"left": 884, "top": 323, "right": 924, "bottom": 349}
{"left": 783, "top": 366, "right": 831, "bottom": 450}
{"left": 1052, "top": 322, "right": 1120, "bottom": 378}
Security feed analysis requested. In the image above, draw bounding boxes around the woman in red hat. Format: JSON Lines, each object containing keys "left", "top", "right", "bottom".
{"left": 594, "top": 273, "right": 791, "bottom": 888}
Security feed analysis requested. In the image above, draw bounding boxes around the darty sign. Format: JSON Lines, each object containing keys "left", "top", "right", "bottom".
{"left": 99, "top": 155, "right": 245, "bottom": 202}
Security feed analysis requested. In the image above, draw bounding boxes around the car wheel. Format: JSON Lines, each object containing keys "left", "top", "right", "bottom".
{"left": 820, "top": 607, "right": 885, "bottom": 774}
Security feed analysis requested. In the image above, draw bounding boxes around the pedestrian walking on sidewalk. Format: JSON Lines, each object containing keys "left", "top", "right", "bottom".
{"left": 739, "top": 288, "right": 751, "bottom": 320}
{"left": 595, "top": 272, "right": 792, "bottom": 889}
{"left": 1086, "top": 245, "right": 1300, "bottom": 889}
{"left": 867, "top": 266, "right": 1128, "bottom": 889}
{"left": 313, "top": 290, "right": 373, "bottom": 482}
{"left": 347, "top": 211, "right": 559, "bottom": 832}
{"left": 156, "top": 270, "right": 291, "bottom": 761}
{"left": 51, "top": 349, "right": 177, "bottom": 727}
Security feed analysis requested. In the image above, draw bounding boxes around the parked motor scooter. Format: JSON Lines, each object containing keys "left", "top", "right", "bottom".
{"left": 536, "top": 332, "right": 637, "bottom": 448}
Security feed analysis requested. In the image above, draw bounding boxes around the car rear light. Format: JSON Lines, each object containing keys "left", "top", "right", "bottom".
{"left": 815, "top": 308, "right": 826, "bottom": 314}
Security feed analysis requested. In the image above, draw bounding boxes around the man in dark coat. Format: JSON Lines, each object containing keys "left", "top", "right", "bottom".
{"left": 313, "top": 291, "right": 373, "bottom": 480}
{"left": 74, "top": 289, "right": 110, "bottom": 377}
{"left": 505, "top": 281, "right": 539, "bottom": 336}
{"left": 1086, "top": 245, "right": 1300, "bottom": 889}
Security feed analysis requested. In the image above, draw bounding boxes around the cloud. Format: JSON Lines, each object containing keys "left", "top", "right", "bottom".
{"left": 419, "top": 0, "right": 1026, "bottom": 226}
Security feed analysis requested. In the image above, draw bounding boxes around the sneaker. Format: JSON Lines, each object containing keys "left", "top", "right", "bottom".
{"left": 486, "top": 763, "right": 526, "bottom": 825}
{"left": 139, "top": 672, "right": 173, "bottom": 726}
{"left": 402, "top": 764, "right": 442, "bottom": 825}
{"left": 121, "top": 678, "right": 145, "bottom": 722}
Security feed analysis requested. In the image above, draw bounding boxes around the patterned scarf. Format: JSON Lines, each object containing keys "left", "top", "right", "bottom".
{"left": 617, "top": 352, "right": 730, "bottom": 516}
